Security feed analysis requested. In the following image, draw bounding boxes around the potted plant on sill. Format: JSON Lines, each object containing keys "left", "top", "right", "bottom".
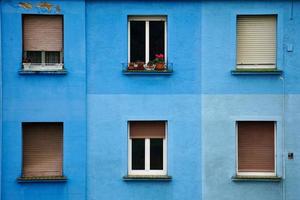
{"left": 153, "top": 54, "right": 165, "bottom": 70}
{"left": 145, "top": 60, "right": 156, "bottom": 70}
{"left": 22, "top": 57, "right": 32, "bottom": 70}
{"left": 127, "top": 61, "right": 145, "bottom": 71}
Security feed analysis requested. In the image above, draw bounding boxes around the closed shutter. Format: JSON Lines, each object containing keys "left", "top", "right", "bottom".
{"left": 23, "top": 15, "right": 63, "bottom": 51}
{"left": 130, "top": 121, "right": 165, "bottom": 138}
{"left": 22, "top": 123, "right": 63, "bottom": 177}
{"left": 237, "top": 15, "right": 276, "bottom": 67}
{"left": 238, "top": 121, "right": 275, "bottom": 172}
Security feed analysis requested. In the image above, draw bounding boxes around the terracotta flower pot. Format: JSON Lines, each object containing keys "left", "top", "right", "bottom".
{"left": 155, "top": 63, "right": 165, "bottom": 70}
{"left": 128, "top": 63, "right": 135, "bottom": 70}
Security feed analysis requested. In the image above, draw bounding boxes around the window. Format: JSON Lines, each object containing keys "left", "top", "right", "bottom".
{"left": 22, "top": 122, "right": 63, "bottom": 178}
{"left": 237, "top": 121, "right": 275, "bottom": 176}
{"left": 127, "top": 16, "right": 167, "bottom": 71}
{"left": 128, "top": 121, "right": 167, "bottom": 176}
{"left": 237, "top": 15, "right": 276, "bottom": 69}
{"left": 22, "top": 15, "right": 63, "bottom": 71}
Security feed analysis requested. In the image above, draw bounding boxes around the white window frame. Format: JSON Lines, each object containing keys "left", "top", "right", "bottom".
{"left": 23, "top": 51, "right": 64, "bottom": 71}
{"left": 128, "top": 121, "right": 167, "bottom": 176}
{"left": 236, "top": 121, "right": 276, "bottom": 177}
{"left": 128, "top": 16, "right": 167, "bottom": 64}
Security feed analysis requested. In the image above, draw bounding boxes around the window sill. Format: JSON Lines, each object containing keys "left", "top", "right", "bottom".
{"left": 231, "top": 175, "right": 282, "bottom": 182}
{"left": 19, "top": 69, "right": 67, "bottom": 75}
{"left": 231, "top": 69, "right": 283, "bottom": 75}
{"left": 123, "top": 175, "right": 172, "bottom": 181}
{"left": 17, "top": 176, "right": 67, "bottom": 183}
{"left": 123, "top": 69, "right": 173, "bottom": 75}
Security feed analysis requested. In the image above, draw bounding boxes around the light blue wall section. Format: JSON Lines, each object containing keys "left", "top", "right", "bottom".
{"left": 1, "top": 0, "right": 86, "bottom": 200}
{"left": 202, "top": 95, "right": 284, "bottom": 200}
{"left": 0, "top": 1, "right": 2, "bottom": 198}
{"left": 86, "top": 1, "right": 202, "bottom": 199}
{"left": 201, "top": 1, "right": 300, "bottom": 200}
{"left": 284, "top": 95, "right": 300, "bottom": 200}
{"left": 87, "top": 95, "right": 201, "bottom": 200}
{"left": 201, "top": 0, "right": 300, "bottom": 94}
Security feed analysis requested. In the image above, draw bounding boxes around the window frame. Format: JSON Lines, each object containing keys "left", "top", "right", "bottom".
{"left": 128, "top": 121, "right": 167, "bottom": 176}
{"left": 236, "top": 14, "right": 277, "bottom": 69}
{"left": 236, "top": 121, "right": 276, "bottom": 177}
{"left": 22, "top": 14, "right": 64, "bottom": 71}
{"left": 128, "top": 16, "right": 167, "bottom": 64}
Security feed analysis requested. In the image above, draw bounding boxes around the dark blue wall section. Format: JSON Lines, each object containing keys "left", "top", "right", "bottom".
{"left": 1, "top": 1, "right": 86, "bottom": 199}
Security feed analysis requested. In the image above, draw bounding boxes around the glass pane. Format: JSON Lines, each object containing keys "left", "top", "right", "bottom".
{"left": 132, "top": 139, "right": 145, "bottom": 170}
{"left": 25, "top": 51, "right": 42, "bottom": 63}
{"left": 130, "top": 21, "right": 145, "bottom": 62}
{"left": 45, "top": 51, "right": 60, "bottom": 64}
{"left": 150, "top": 139, "right": 164, "bottom": 170}
{"left": 149, "top": 21, "right": 165, "bottom": 61}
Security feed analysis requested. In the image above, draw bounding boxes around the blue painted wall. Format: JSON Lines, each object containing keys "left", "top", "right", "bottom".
{"left": 1, "top": 0, "right": 86, "bottom": 199}
{"left": 201, "top": 1, "right": 300, "bottom": 200}
{"left": 2, "top": 0, "right": 300, "bottom": 200}
{"left": 0, "top": 1, "right": 2, "bottom": 198}
{"left": 86, "top": 1, "right": 202, "bottom": 200}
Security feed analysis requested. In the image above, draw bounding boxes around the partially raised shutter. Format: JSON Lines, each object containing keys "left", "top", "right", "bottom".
{"left": 23, "top": 15, "right": 63, "bottom": 51}
{"left": 130, "top": 121, "right": 165, "bottom": 138}
{"left": 22, "top": 123, "right": 63, "bottom": 177}
{"left": 237, "top": 15, "right": 276, "bottom": 67}
{"left": 238, "top": 121, "right": 275, "bottom": 173}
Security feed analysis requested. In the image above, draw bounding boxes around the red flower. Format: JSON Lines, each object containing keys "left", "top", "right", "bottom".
{"left": 155, "top": 54, "right": 164, "bottom": 59}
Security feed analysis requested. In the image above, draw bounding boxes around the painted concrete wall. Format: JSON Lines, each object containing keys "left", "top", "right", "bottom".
{"left": 201, "top": 1, "right": 300, "bottom": 200}
{"left": 2, "top": 0, "right": 300, "bottom": 200}
{"left": 0, "top": 1, "right": 2, "bottom": 199}
{"left": 1, "top": 1, "right": 86, "bottom": 200}
{"left": 86, "top": 1, "right": 202, "bottom": 200}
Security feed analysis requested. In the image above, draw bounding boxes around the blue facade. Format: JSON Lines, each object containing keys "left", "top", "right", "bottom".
{"left": 1, "top": 0, "right": 86, "bottom": 199}
{"left": 0, "top": 0, "right": 300, "bottom": 200}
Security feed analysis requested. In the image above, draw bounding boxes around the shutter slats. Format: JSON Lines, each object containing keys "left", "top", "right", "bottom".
{"left": 237, "top": 15, "right": 276, "bottom": 66}
{"left": 23, "top": 15, "right": 63, "bottom": 51}
{"left": 22, "top": 123, "right": 63, "bottom": 177}
{"left": 238, "top": 121, "right": 275, "bottom": 173}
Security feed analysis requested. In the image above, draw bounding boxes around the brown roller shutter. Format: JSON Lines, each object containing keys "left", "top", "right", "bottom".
{"left": 130, "top": 121, "right": 165, "bottom": 138}
{"left": 23, "top": 15, "right": 63, "bottom": 51}
{"left": 238, "top": 121, "right": 275, "bottom": 172}
{"left": 22, "top": 123, "right": 63, "bottom": 177}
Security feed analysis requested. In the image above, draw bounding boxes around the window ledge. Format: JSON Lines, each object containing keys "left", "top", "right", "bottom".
{"left": 123, "top": 175, "right": 172, "bottom": 181}
{"left": 19, "top": 69, "right": 67, "bottom": 75}
{"left": 17, "top": 176, "right": 67, "bottom": 183}
{"left": 232, "top": 175, "right": 282, "bottom": 182}
{"left": 123, "top": 69, "right": 173, "bottom": 75}
{"left": 231, "top": 69, "right": 283, "bottom": 75}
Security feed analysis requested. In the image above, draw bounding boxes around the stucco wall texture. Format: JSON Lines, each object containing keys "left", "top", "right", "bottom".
{"left": 1, "top": 0, "right": 300, "bottom": 200}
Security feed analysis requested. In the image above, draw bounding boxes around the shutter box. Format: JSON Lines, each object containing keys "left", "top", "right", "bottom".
{"left": 129, "top": 121, "right": 166, "bottom": 139}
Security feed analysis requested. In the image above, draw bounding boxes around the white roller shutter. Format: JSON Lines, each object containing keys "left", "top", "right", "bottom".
{"left": 237, "top": 15, "right": 276, "bottom": 68}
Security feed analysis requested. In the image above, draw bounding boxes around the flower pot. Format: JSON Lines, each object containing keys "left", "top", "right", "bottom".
{"left": 128, "top": 63, "right": 135, "bottom": 70}
{"left": 155, "top": 63, "right": 165, "bottom": 70}
{"left": 145, "top": 64, "right": 156, "bottom": 71}
{"left": 136, "top": 62, "right": 145, "bottom": 70}
{"left": 23, "top": 63, "right": 32, "bottom": 70}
